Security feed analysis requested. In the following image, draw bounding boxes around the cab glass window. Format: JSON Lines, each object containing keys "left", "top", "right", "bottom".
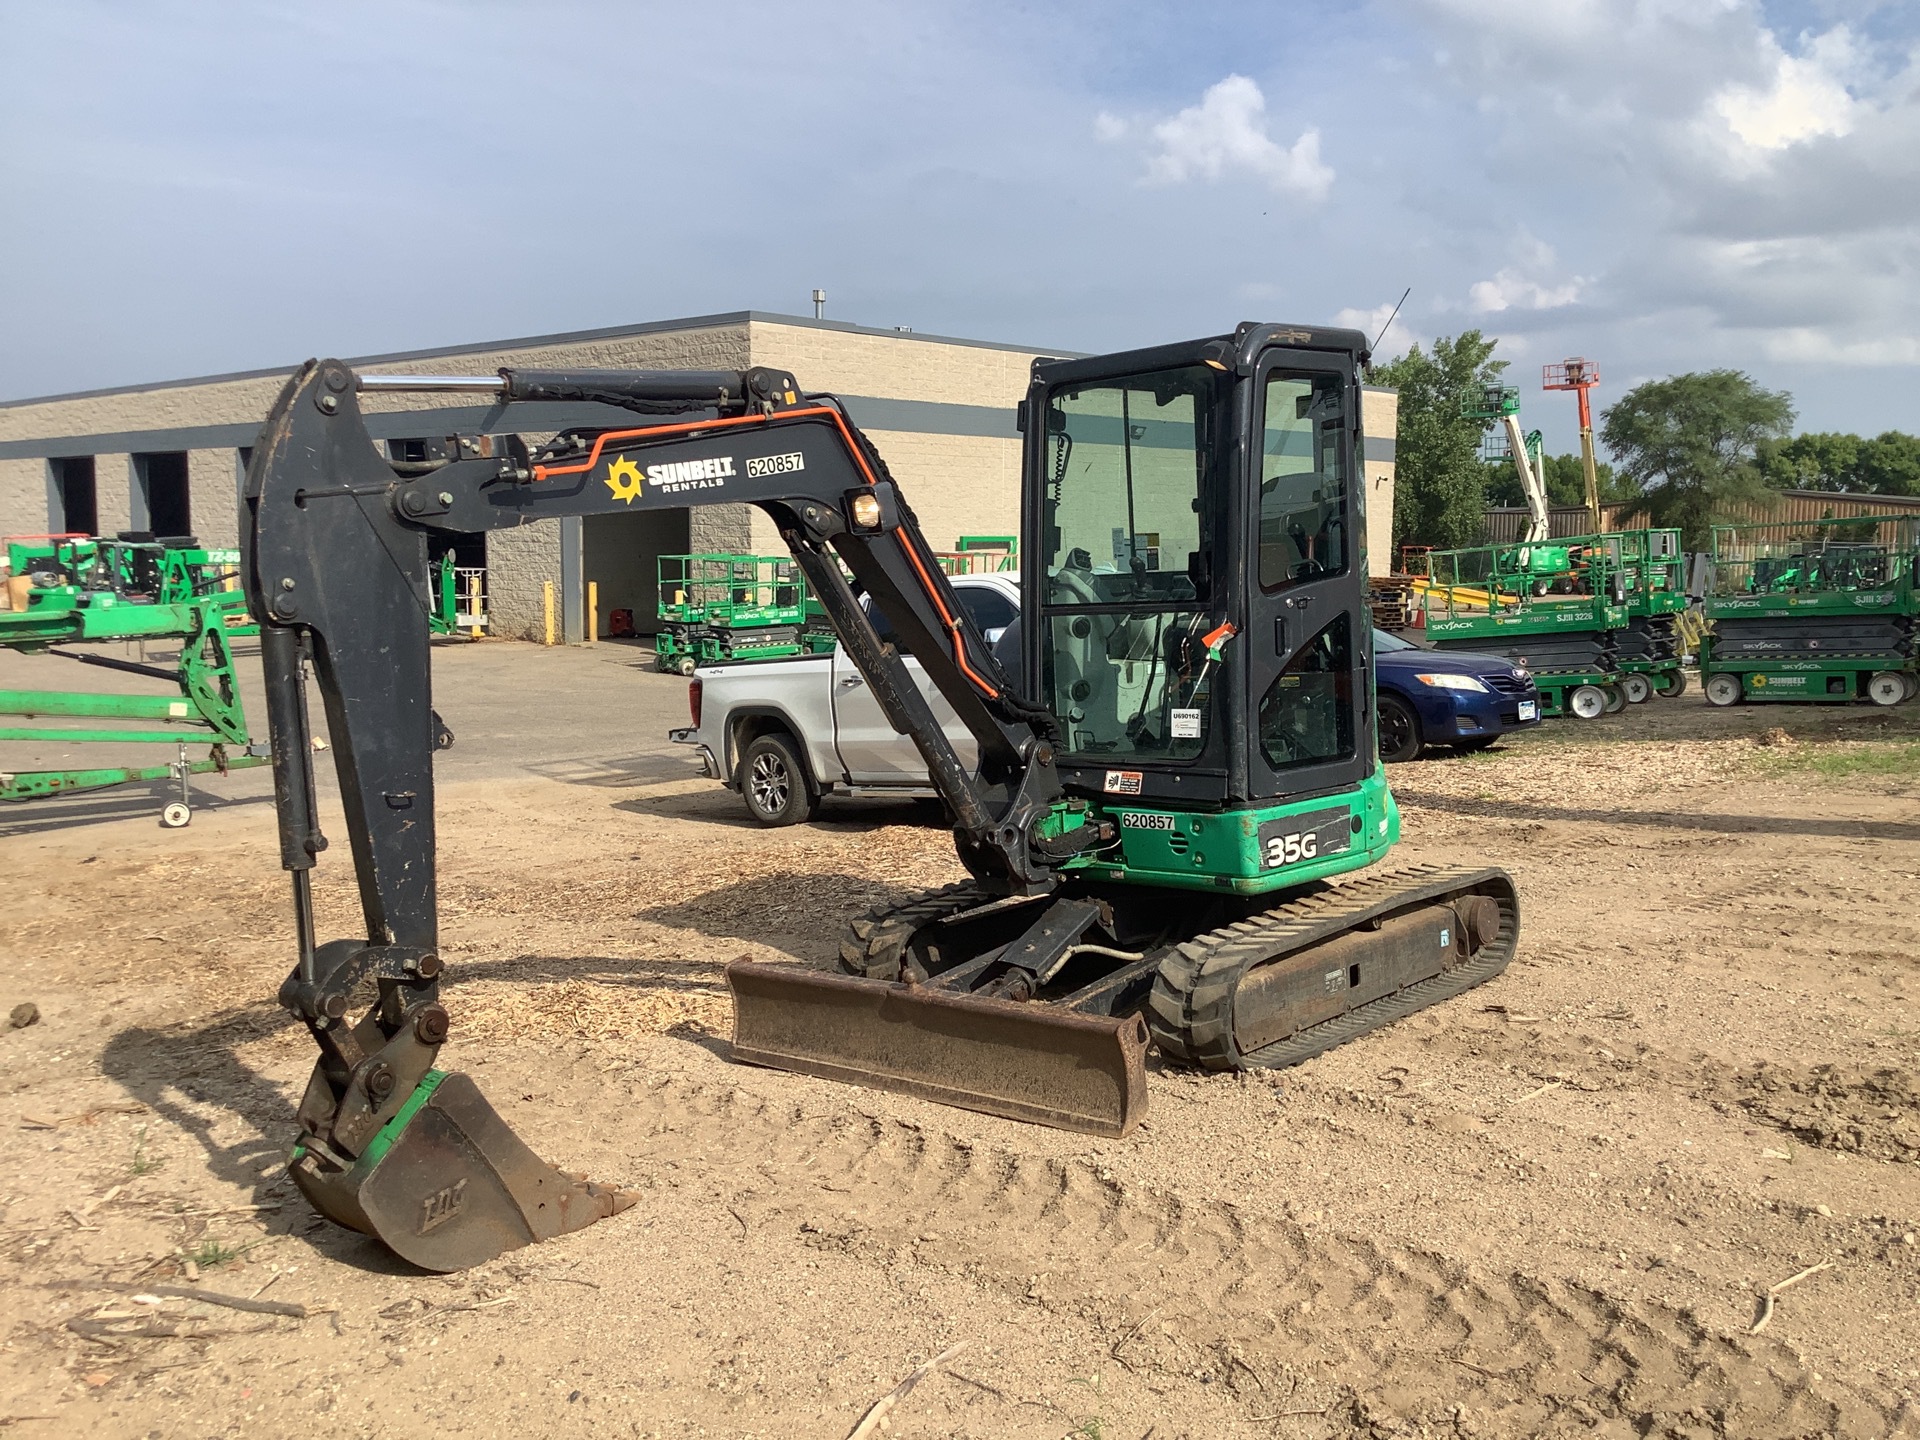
{"left": 1259, "top": 373, "right": 1349, "bottom": 590}
{"left": 1259, "top": 613, "right": 1354, "bottom": 772}
{"left": 1041, "top": 366, "right": 1212, "bottom": 606}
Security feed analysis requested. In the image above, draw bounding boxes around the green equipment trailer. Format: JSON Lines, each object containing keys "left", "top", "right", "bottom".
{"left": 1419, "top": 539, "right": 1630, "bottom": 718}
{"left": 2, "top": 535, "right": 267, "bottom": 823}
{"left": 1701, "top": 514, "right": 1918, "bottom": 707}
{"left": 653, "top": 552, "right": 834, "bottom": 674}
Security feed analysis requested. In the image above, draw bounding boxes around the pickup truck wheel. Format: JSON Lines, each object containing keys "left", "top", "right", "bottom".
{"left": 740, "top": 733, "right": 818, "bottom": 827}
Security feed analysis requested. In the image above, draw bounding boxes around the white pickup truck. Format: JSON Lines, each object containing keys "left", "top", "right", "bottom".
{"left": 669, "top": 572, "right": 1020, "bottom": 825}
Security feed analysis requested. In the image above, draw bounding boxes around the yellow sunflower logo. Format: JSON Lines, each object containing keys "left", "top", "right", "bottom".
{"left": 605, "top": 457, "right": 643, "bottom": 504}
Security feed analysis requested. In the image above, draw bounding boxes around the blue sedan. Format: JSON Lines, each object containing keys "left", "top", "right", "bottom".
{"left": 1374, "top": 628, "right": 1541, "bottom": 762}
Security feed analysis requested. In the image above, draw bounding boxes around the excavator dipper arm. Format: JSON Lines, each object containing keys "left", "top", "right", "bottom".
{"left": 242, "top": 359, "right": 1100, "bottom": 1270}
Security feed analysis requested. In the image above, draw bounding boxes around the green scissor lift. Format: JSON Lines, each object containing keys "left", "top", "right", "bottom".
{"left": 1420, "top": 539, "right": 1630, "bottom": 719}
{"left": 653, "top": 553, "right": 835, "bottom": 675}
{"left": 1700, "top": 514, "right": 1918, "bottom": 707}
{"left": 3, "top": 534, "right": 267, "bottom": 824}
{"left": 1546, "top": 528, "right": 1689, "bottom": 702}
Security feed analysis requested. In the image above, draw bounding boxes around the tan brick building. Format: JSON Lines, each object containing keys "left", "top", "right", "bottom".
{"left": 0, "top": 312, "right": 1396, "bottom": 639}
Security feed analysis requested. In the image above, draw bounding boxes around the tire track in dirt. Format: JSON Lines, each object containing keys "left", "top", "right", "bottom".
{"left": 619, "top": 1073, "right": 1911, "bottom": 1438}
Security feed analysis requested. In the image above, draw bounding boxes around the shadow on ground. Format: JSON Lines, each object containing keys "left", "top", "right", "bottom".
{"left": 633, "top": 872, "right": 924, "bottom": 947}
{"left": 0, "top": 785, "right": 274, "bottom": 839}
{"left": 1396, "top": 789, "right": 1920, "bottom": 842}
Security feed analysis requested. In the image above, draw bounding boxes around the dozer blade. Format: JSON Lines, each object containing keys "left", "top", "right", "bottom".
{"left": 291, "top": 1071, "right": 635, "bottom": 1273}
{"left": 726, "top": 960, "right": 1150, "bottom": 1137}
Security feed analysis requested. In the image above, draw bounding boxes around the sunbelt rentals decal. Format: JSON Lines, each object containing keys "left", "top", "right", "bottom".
{"left": 604, "top": 454, "right": 737, "bottom": 503}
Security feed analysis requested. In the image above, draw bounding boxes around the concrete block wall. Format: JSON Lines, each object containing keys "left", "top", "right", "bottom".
{"left": 1360, "top": 387, "right": 1398, "bottom": 579}
{"left": 485, "top": 521, "right": 566, "bottom": 642}
{"left": 188, "top": 448, "right": 241, "bottom": 549}
{"left": 0, "top": 314, "right": 1060, "bottom": 632}
{"left": 96, "top": 455, "right": 133, "bottom": 535}
{"left": 0, "top": 457, "right": 48, "bottom": 536}
{"left": 748, "top": 319, "right": 1045, "bottom": 553}
{"left": 849, "top": 430, "right": 1023, "bottom": 548}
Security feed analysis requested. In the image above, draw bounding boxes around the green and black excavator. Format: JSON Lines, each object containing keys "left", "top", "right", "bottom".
{"left": 243, "top": 324, "right": 1518, "bottom": 1271}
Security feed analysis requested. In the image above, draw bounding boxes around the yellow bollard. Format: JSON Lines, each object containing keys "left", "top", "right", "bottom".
{"left": 587, "top": 581, "right": 598, "bottom": 646}
{"left": 543, "top": 580, "right": 555, "bottom": 646}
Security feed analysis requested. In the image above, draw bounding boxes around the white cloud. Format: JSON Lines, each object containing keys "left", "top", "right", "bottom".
{"left": 1092, "top": 111, "right": 1128, "bottom": 143}
{"left": 1468, "top": 269, "right": 1584, "bottom": 313}
{"left": 1466, "top": 237, "right": 1587, "bottom": 314}
{"left": 1333, "top": 300, "right": 1419, "bottom": 360}
{"left": 1138, "top": 75, "right": 1334, "bottom": 201}
{"left": 1711, "top": 26, "right": 1859, "bottom": 151}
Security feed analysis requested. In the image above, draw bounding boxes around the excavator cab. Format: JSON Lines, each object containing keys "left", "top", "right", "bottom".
{"left": 1027, "top": 332, "right": 1376, "bottom": 856}
{"left": 241, "top": 325, "right": 1516, "bottom": 1271}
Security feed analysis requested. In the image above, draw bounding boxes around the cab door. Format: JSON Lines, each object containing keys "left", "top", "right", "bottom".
{"left": 1241, "top": 351, "right": 1375, "bottom": 804}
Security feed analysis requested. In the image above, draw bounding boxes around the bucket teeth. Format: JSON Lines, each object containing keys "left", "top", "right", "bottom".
{"left": 291, "top": 1071, "right": 633, "bottom": 1273}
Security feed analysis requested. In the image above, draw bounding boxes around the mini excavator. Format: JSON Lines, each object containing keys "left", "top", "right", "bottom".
{"left": 243, "top": 325, "right": 1518, "bottom": 1271}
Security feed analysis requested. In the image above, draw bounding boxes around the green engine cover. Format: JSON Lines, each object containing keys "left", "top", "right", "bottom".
{"left": 1064, "top": 765, "right": 1399, "bottom": 895}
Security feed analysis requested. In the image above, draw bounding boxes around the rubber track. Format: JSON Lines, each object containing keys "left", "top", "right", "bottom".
{"left": 1148, "top": 863, "right": 1518, "bottom": 1072}
{"left": 835, "top": 881, "right": 990, "bottom": 980}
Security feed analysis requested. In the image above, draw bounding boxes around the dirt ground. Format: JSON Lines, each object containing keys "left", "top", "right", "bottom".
{"left": 3, "top": 656, "right": 1918, "bottom": 1439}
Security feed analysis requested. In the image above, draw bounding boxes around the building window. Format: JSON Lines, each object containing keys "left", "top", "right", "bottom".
{"left": 134, "top": 452, "right": 191, "bottom": 537}
{"left": 51, "top": 456, "right": 97, "bottom": 535}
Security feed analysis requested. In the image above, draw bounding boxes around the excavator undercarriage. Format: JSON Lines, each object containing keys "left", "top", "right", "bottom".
{"left": 242, "top": 326, "right": 1518, "bottom": 1270}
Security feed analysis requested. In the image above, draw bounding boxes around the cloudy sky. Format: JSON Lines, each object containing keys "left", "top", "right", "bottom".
{"left": 2, "top": 0, "right": 1916, "bottom": 451}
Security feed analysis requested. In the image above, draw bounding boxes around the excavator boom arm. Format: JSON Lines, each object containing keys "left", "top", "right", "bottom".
{"left": 240, "top": 359, "right": 1082, "bottom": 1269}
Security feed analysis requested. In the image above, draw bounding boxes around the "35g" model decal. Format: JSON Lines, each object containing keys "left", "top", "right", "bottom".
{"left": 1254, "top": 806, "right": 1353, "bottom": 870}
{"left": 1265, "top": 830, "right": 1319, "bottom": 866}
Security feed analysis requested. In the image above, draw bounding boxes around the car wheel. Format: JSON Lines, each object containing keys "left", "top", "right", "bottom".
{"left": 1704, "top": 673, "right": 1743, "bottom": 707}
{"left": 1620, "top": 673, "right": 1654, "bottom": 704}
{"left": 1568, "top": 685, "right": 1608, "bottom": 719}
{"left": 740, "top": 732, "right": 818, "bottom": 827}
{"left": 1377, "top": 693, "right": 1422, "bottom": 763}
{"left": 1867, "top": 671, "right": 1907, "bottom": 707}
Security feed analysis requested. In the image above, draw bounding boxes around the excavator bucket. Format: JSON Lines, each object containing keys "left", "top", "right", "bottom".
{"left": 290, "top": 1071, "right": 634, "bottom": 1273}
{"left": 726, "top": 960, "right": 1151, "bottom": 1137}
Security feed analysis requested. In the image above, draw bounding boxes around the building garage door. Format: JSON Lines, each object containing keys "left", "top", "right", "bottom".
{"left": 583, "top": 508, "right": 690, "bottom": 638}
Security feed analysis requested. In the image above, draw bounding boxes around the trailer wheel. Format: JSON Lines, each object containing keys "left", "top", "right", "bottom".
{"left": 1704, "top": 673, "right": 1743, "bottom": 707}
{"left": 1620, "top": 673, "right": 1654, "bottom": 704}
{"left": 1867, "top": 671, "right": 1907, "bottom": 707}
{"left": 1652, "top": 669, "right": 1688, "bottom": 698}
{"left": 161, "top": 802, "right": 192, "bottom": 829}
{"left": 740, "top": 732, "right": 818, "bottom": 827}
{"left": 1567, "top": 685, "right": 1607, "bottom": 719}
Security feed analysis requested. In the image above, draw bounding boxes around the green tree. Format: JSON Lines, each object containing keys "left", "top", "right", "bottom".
{"left": 1481, "top": 452, "right": 1633, "bottom": 509}
{"left": 1756, "top": 431, "right": 1862, "bottom": 491}
{"left": 1599, "top": 370, "right": 1794, "bottom": 548}
{"left": 1755, "top": 429, "right": 1920, "bottom": 495}
{"left": 1372, "top": 331, "right": 1503, "bottom": 553}
{"left": 1859, "top": 432, "right": 1920, "bottom": 496}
